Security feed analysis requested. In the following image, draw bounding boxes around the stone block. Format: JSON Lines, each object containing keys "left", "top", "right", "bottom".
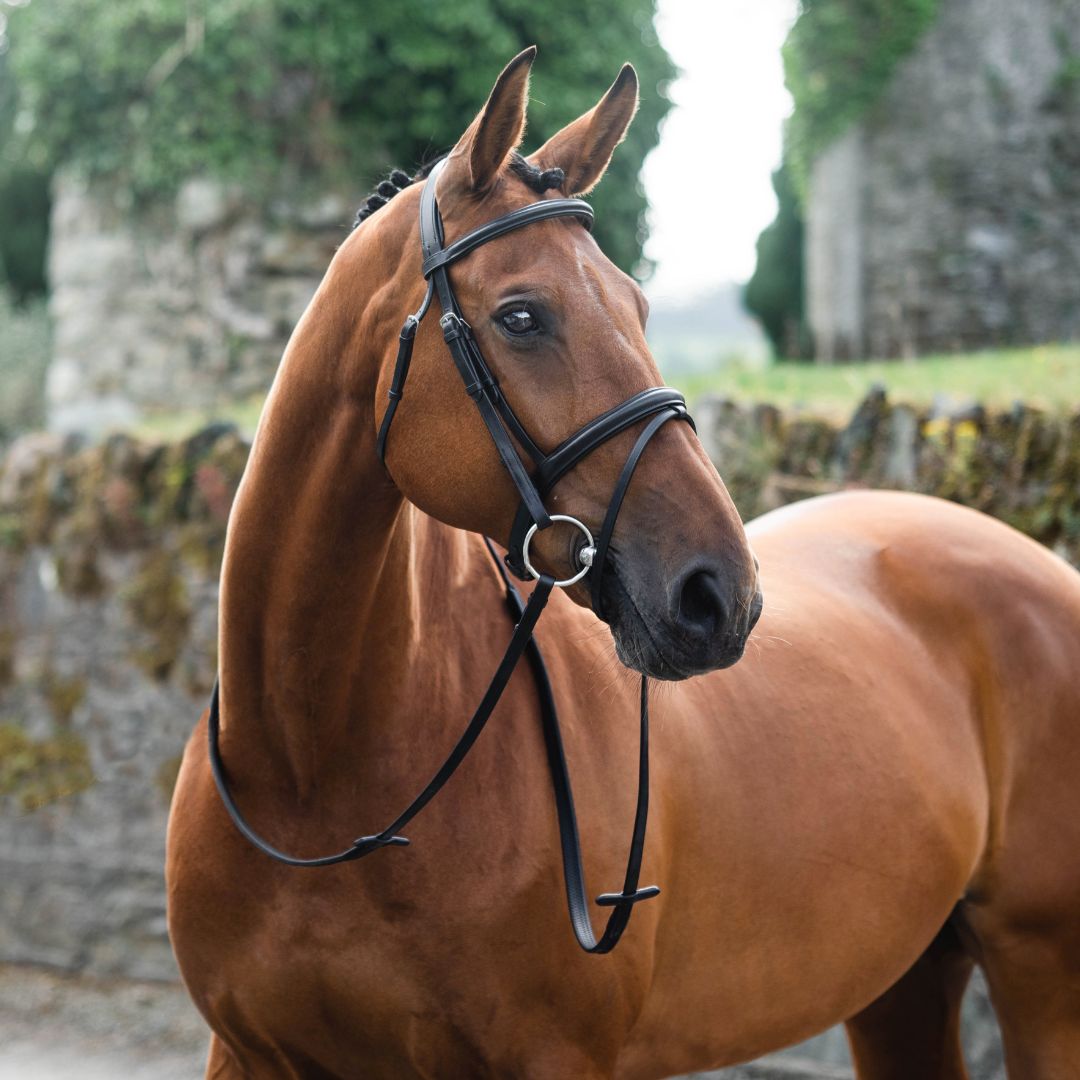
{"left": 44, "top": 178, "right": 351, "bottom": 434}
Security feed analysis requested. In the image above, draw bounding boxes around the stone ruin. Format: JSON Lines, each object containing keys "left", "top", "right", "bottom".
{"left": 46, "top": 173, "right": 353, "bottom": 436}
{"left": 805, "top": 0, "right": 1080, "bottom": 360}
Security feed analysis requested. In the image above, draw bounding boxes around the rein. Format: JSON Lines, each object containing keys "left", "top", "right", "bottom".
{"left": 207, "top": 159, "right": 694, "bottom": 953}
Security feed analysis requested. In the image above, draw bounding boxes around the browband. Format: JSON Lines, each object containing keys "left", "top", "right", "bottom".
{"left": 422, "top": 198, "right": 594, "bottom": 278}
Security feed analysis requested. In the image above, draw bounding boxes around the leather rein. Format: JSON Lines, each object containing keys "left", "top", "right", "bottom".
{"left": 207, "top": 159, "right": 695, "bottom": 953}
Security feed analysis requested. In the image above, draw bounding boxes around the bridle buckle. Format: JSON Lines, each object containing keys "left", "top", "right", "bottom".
{"left": 439, "top": 311, "right": 470, "bottom": 341}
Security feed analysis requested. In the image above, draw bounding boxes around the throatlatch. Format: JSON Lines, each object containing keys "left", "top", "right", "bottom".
{"left": 209, "top": 158, "right": 695, "bottom": 953}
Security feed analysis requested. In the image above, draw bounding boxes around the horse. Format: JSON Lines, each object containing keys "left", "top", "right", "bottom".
{"left": 167, "top": 48, "right": 1080, "bottom": 1079}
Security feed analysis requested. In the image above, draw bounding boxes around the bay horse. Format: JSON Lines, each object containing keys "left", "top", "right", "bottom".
{"left": 167, "top": 48, "right": 1080, "bottom": 1079}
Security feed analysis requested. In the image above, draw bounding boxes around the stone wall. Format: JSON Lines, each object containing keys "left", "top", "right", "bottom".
{"left": 805, "top": 0, "right": 1080, "bottom": 359}
{"left": 697, "top": 391, "right": 1080, "bottom": 566}
{"left": 0, "top": 425, "right": 242, "bottom": 978}
{"left": 5, "top": 392, "right": 1075, "bottom": 1068}
{"left": 46, "top": 175, "right": 352, "bottom": 436}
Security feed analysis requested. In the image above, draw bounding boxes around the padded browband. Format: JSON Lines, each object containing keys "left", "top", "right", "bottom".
{"left": 422, "top": 199, "right": 594, "bottom": 278}
{"left": 418, "top": 158, "right": 592, "bottom": 269}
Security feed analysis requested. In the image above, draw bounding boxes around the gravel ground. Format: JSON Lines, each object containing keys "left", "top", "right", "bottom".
{"left": 0, "top": 965, "right": 208, "bottom": 1080}
{"left": 0, "top": 964, "right": 851, "bottom": 1079}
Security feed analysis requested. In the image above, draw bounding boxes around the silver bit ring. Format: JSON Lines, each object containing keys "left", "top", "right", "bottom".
{"left": 521, "top": 515, "right": 596, "bottom": 588}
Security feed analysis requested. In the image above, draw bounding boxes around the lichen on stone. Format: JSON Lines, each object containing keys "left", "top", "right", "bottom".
{"left": 155, "top": 753, "right": 184, "bottom": 806}
{"left": 122, "top": 550, "right": 191, "bottom": 680}
{"left": 52, "top": 512, "right": 105, "bottom": 597}
{"left": 0, "top": 629, "right": 14, "bottom": 688}
{"left": 0, "top": 723, "right": 94, "bottom": 812}
{"left": 41, "top": 670, "right": 87, "bottom": 726}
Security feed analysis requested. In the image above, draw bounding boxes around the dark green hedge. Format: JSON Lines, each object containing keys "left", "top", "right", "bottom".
{"left": 744, "top": 163, "right": 808, "bottom": 360}
{"left": 4, "top": 0, "right": 673, "bottom": 277}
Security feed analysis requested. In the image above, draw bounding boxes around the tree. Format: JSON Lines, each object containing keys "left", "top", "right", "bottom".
{"left": 4, "top": 0, "right": 674, "bottom": 277}
{"left": 744, "top": 163, "right": 808, "bottom": 360}
{"left": 0, "top": 53, "right": 49, "bottom": 302}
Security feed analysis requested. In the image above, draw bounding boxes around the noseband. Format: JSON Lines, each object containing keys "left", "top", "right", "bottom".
{"left": 208, "top": 159, "right": 696, "bottom": 954}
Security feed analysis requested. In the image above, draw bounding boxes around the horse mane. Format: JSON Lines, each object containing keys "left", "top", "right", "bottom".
{"left": 352, "top": 153, "right": 565, "bottom": 230}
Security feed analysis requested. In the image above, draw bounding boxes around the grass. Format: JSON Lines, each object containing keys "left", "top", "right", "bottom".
{"left": 128, "top": 342, "right": 1080, "bottom": 443}
{"left": 665, "top": 343, "right": 1080, "bottom": 419}
{"left": 0, "top": 292, "right": 49, "bottom": 439}
{"left": 132, "top": 394, "right": 267, "bottom": 442}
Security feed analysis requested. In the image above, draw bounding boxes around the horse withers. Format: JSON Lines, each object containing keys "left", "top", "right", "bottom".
{"left": 167, "top": 47, "right": 1080, "bottom": 1079}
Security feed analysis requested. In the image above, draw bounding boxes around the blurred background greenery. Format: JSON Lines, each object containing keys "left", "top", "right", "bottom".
{"left": 0, "top": 0, "right": 683, "bottom": 441}
{"left": 0, "top": 0, "right": 672, "bottom": 293}
{"left": 0, "top": 0, "right": 1077, "bottom": 438}
{"left": 0, "top": 6, "right": 1074, "bottom": 1076}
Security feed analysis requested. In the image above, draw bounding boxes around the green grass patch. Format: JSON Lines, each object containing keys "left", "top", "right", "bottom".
{"left": 667, "top": 343, "right": 1080, "bottom": 418}
{"left": 132, "top": 394, "right": 266, "bottom": 443}
{"left": 126, "top": 343, "right": 1080, "bottom": 441}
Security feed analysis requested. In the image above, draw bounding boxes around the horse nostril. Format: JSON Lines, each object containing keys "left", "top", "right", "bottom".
{"left": 676, "top": 569, "right": 729, "bottom": 638}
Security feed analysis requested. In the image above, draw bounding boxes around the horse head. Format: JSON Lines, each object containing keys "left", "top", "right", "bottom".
{"left": 366, "top": 48, "right": 761, "bottom": 679}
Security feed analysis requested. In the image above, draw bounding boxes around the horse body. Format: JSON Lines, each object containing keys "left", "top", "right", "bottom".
{"left": 168, "top": 50, "right": 1080, "bottom": 1078}
{"left": 169, "top": 379, "right": 1080, "bottom": 1078}
{"left": 622, "top": 491, "right": 1080, "bottom": 1077}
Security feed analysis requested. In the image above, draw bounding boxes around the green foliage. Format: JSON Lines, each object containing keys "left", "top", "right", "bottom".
{"left": 0, "top": 165, "right": 49, "bottom": 301}
{"left": 669, "top": 343, "right": 1080, "bottom": 419}
{"left": 5, "top": 0, "right": 673, "bottom": 273}
{"left": 782, "top": 0, "right": 940, "bottom": 193}
{"left": 0, "top": 290, "right": 49, "bottom": 441}
{"left": 0, "top": 54, "right": 49, "bottom": 301}
{"left": 1051, "top": 54, "right": 1080, "bottom": 104}
{"left": 744, "top": 163, "right": 808, "bottom": 360}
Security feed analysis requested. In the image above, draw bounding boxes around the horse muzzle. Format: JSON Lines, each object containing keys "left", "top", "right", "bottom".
{"left": 601, "top": 552, "right": 763, "bottom": 680}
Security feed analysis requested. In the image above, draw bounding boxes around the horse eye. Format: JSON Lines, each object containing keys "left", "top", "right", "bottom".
{"left": 500, "top": 308, "right": 539, "bottom": 336}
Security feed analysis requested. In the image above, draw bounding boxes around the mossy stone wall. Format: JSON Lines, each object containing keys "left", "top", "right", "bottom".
{"left": 0, "top": 399, "right": 1076, "bottom": 986}
{"left": 698, "top": 391, "right": 1080, "bottom": 567}
{"left": 0, "top": 425, "right": 242, "bottom": 978}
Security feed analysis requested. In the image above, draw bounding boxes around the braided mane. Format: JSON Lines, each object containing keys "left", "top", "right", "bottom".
{"left": 352, "top": 153, "right": 565, "bottom": 230}
{"left": 352, "top": 169, "right": 417, "bottom": 228}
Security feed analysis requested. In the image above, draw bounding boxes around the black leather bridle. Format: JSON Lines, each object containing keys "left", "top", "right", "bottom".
{"left": 208, "top": 159, "right": 695, "bottom": 953}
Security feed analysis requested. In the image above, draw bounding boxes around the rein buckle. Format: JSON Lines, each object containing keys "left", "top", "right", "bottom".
{"left": 352, "top": 834, "right": 411, "bottom": 854}
{"left": 595, "top": 886, "right": 660, "bottom": 907}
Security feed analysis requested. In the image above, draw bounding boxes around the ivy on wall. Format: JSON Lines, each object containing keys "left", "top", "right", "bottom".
{"left": 747, "top": 0, "right": 941, "bottom": 358}
{"left": 4, "top": 0, "right": 674, "bottom": 276}
{"left": 782, "top": 0, "right": 940, "bottom": 194}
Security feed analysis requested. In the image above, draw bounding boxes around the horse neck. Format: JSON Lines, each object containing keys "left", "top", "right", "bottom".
{"left": 217, "top": 237, "right": 452, "bottom": 795}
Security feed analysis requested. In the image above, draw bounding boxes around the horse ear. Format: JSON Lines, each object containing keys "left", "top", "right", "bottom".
{"left": 450, "top": 47, "right": 536, "bottom": 192}
{"left": 527, "top": 64, "right": 639, "bottom": 196}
